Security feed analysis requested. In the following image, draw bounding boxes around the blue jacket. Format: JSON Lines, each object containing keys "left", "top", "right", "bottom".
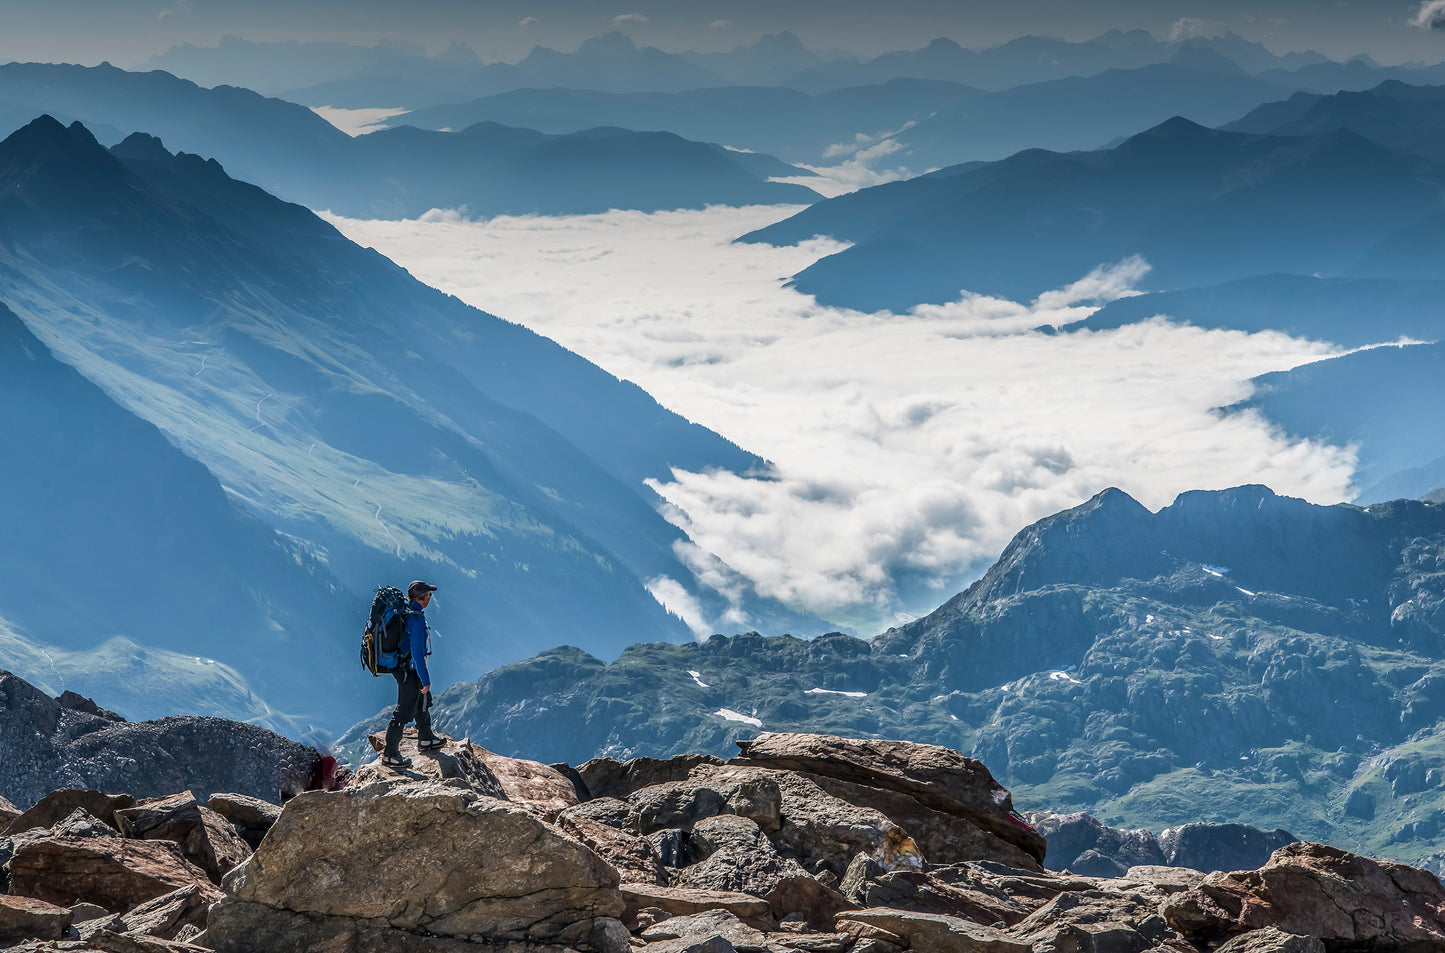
{"left": 404, "top": 600, "right": 431, "bottom": 688}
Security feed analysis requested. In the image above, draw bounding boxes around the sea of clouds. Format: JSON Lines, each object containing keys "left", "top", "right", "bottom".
{"left": 324, "top": 204, "right": 1355, "bottom": 635}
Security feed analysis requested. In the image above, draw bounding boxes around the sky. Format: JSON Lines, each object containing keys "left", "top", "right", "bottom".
{"left": 3, "top": 0, "right": 1445, "bottom": 66}
{"left": 324, "top": 205, "right": 1356, "bottom": 637}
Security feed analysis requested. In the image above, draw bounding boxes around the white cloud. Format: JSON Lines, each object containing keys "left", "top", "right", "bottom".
{"left": 1412, "top": 0, "right": 1445, "bottom": 29}
{"left": 709, "top": 20, "right": 732, "bottom": 31}
{"left": 310, "top": 106, "right": 409, "bottom": 137}
{"left": 519, "top": 16, "right": 539, "bottom": 28}
{"left": 323, "top": 205, "right": 1358, "bottom": 635}
{"left": 614, "top": 12, "right": 649, "bottom": 25}
{"left": 646, "top": 575, "right": 713, "bottom": 638}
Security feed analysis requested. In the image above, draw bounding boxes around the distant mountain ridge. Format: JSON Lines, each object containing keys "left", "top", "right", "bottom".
{"left": 743, "top": 114, "right": 1445, "bottom": 308}
{"left": 0, "top": 62, "right": 818, "bottom": 218}
{"left": 406, "top": 484, "right": 1445, "bottom": 872}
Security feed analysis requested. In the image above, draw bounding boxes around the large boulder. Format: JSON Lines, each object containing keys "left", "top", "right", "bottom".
{"left": 0, "top": 894, "right": 73, "bottom": 945}
{"left": 673, "top": 816, "right": 812, "bottom": 897}
{"left": 619, "top": 884, "right": 773, "bottom": 925}
{"left": 577, "top": 755, "right": 726, "bottom": 801}
{"left": 114, "top": 792, "right": 252, "bottom": 883}
{"left": 0, "top": 671, "right": 322, "bottom": 808}
{"left": 556, "top": 812, "right": 669, "bottom": 886}
{"left": 1007, "top": 889, "right": 1181, "bottom": 951}
{"left": 8, "top": 835, "right": 221, "bottom": 913}
{"left": 1029, "top": 812, "right": 1165, "bottom": 876}
{"left": 1157, "top": 823, "right": 1297, "bottom": 874}
{"left": 837, "top": 909, "right": 1032, "bottom": 953}
{"left": 733, "top": 734, "right": 1045, "bottom": 868}
{"left": 5, "top": 790, "right": 132, "bottom": 836}
{"left": 205, "top": 780, "right": 628, "bottom": 953}
{"left": 1214, "top": 928, "right": 1325, "bottom": 953}
{"left": 353, "top": 732, "right": 507, "bottom": 798}
{"left": 1162, "top": 842, "right": 1445, "bottom": 949}
{"left": 364, "top": 732, "right": 576, "bottom": 816}
{"left": 115, "top": 884, "right": 212, "bottom": 940}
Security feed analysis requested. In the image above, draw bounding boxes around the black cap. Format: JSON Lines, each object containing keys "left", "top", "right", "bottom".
{"left": 407, "top": 580, "right": 438, "bottom": 599}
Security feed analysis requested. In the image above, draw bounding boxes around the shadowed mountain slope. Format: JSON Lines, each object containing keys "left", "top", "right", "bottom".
{"left": 0, "top": 116, "right": 827, "bottom": 731}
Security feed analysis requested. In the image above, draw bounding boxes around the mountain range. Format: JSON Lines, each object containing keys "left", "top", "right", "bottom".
{"left": 140, "top": 29, "right": 1346, "bottom": 109}
{"left": 0, "top": 63, "right": 817, "bottom": 218}
{"left": 743, "top": 111, "right": 1445, "bottom": 308}
{"left": 378, "top": 484, "right": 1445, "bottom": 871}
{"left": 0, "top": 114, "right": 831, "bottom": 735}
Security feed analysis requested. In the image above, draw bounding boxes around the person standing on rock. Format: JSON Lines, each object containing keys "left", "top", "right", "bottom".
{"left": 381, "top": 580, "right": 446, "bottom": 768}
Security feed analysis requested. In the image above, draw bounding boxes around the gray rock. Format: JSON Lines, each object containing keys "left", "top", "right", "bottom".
{"left": 732, "top": 734, "right": 1045, "bottom": 867}
{"left": 1157, "top": 823, "right": 1297, "bottom": 873}
{"left": 117, "top": 884, "right": 211, "bottom": 940}
{"left": 578, "top": 755, "right": 726, "bottom": 801}
{"left": 0, "top": 672, "right": 321, "bottom": 808}
{"left": 1215, "top": 927, "right": 1326, "bottom": 953}
{"left": 631, "top": 781, "right": 729, "bottom": 834}
{"left": 644, "top": 936, "right": 738, "bottom": 953}
{"left": 205, "top": 793, "right": 281, "bottom": 829}
{"left": 52, "top": 807, "right": 122, "bottom": 839}
{"left": 727, "top": 778, "right": 782, "bottom": 833}
{"left": 1007, "top": 889, "right": 1178, "bottom": 952}
{"left": 838, "top": 909, "right": 1032, "bottom": 953}
{"left": 1121, "top": 865, "right": 1206, "bottom": 894}
{"left": 641, "top": 909, "right": 770, "bottom": 950}
{"left": 1029, "top": 812, "right": 1164, "bottom": 874}
{"left": 560, "top": 796, "right": 641, "bottom": 834}
{"left": 691, "top": 814, "right": 768, "bottom": 858}
{"left": 206, "top": 781, "right": 627, "bottom": 952}
{"left": 557, "top": 812, "right": 669, "bottom": 886}
{"left": 8, "top": 833, "right": 220, "bottom": 913}
{"left": 0, "top": 894, "right": 73, "bottom": 945}
{"left": 649, "top": 828, "right": 702, "bottom": 868}
{"left": 5, "top": 790, "right": 133, "bottom": 836}
{"left": 840, "top": 853, "right": 885, "bottom": 903}
{"left": 674, "top": 844, "right": 810, "bottom": 898}
{"left": 115, "top": 792, "right": 252, "bottom": 884}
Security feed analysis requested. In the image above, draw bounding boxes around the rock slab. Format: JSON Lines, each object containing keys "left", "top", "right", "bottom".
{"left": 206, "top": 780, "right": 627, "bottom": 953}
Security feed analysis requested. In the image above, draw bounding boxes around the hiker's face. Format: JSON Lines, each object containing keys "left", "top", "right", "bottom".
{"left": 415, "top": 591, "right": 432, "bottom": 609}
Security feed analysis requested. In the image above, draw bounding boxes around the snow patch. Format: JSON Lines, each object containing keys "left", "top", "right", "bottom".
{"left": 1049, "top": 671, "right": 1081, "bottom": 684}
{"left": 687, "top": 670, "right": 711, "bottom": 689}
{"left": 806, "top": 687, "right": 868, "bottom": 698}
{"left": 716, "top": 708, "right": 762, "bottom": 727}
{"left": 1202, "top": 564, "right": 1230, "bottom": 576}
{"left": 1236, "top": 587, "right": 1256, "bottom": 596}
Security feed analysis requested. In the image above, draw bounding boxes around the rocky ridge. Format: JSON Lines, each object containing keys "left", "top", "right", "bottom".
{"left": 5, "top": 709, "right": 1445, "bottom": 952}
{"left": 405, "top": 486, "right": 1445, "bottom": 869}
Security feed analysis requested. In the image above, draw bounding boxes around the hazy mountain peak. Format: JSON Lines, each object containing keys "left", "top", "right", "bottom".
{"left": 110, "top": 130, "right": 173, "bottom": 163}
{"left": 1169, "top": 42, "right": 1247, "bottom": 76}
{"left": 577, "top": 31, "right": 641, "bottom": 59}
{"left": 0, "top": 115, "right": 127, "bottom": 195}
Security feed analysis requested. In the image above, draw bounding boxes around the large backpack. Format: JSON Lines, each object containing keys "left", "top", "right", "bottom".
{"left": 360, "top": 587, "right": 409, "bottom": 676}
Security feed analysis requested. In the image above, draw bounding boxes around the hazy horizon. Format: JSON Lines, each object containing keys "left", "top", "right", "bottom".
{"left": 4, "top": 0, "right": 1445, "bottom": 70}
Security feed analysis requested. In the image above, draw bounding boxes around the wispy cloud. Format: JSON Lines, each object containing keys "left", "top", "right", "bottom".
{"left": 709, "top": 20, "right": 732, "bottom": 31}
{"left": 324, "top": 206, "right": 1356, "bottom": 634}
{"left": 1412, "top": 0, "right": 1445, "bottom": 29}
{"left": 519, "top": 16, "right": 539, "bottom": 28}
{"left": 614, "top": 12, "right": 649, "bottom": 25}
{"left": 775, "top": 126, "right": 921, "bottom": 197}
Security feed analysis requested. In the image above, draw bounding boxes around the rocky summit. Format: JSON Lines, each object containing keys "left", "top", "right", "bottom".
{"left": 5, "top": 701, "right": 1445, "bottom": 952}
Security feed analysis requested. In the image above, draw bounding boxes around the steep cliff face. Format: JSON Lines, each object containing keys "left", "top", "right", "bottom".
{"left": 414, "top": 486, "right": 1445, "bottom": 867}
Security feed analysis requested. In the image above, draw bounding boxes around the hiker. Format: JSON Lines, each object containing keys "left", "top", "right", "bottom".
{"left": 381, "top": 580, "right": 445, "bottom": 768}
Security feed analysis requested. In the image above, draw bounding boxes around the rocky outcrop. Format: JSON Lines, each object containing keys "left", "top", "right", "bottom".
{"left": 733, "top": 734, "right": 1045, "bottom": 868}
{"left": 0, "top": 673, "right": 323, "bottom": 809}
{"left": 114, "top": 793, "right": 251, "bottom": 884}
{"left": 1033, "top": 811, "right": 1298, "bottom": 877}
{"left": 362, "top": 730, "right": 579, "bottom": 816}
{"left": 204, "top": 780, "right": 628, "bottom": 953}
{"left": 1162, "top": 842, "right": 1445, "bottom": 949}
{"left": 8, "top": 835, "right": 221, "bottom": 913}
{"left": 0, "top": 895, "right": 73, "bottom": 945}
{"left": 6, "top": 790, "right": 133, "bottom": 836}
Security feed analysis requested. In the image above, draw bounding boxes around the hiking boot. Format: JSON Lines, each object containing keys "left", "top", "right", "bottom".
{"left": 417, "top": 737, "right": 446, "bottom": 751}
{"left": 381, "top": 753, "right": 412, "bottom": 769}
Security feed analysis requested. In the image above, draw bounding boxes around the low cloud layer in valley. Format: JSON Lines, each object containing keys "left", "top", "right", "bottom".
{"left": 325, "top": 205, "right": 1355, "bottom": 635}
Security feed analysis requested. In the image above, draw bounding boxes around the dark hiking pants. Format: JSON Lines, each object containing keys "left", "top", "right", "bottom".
{"left": 384, "top": 667, "right": 435, "bottom": 757}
